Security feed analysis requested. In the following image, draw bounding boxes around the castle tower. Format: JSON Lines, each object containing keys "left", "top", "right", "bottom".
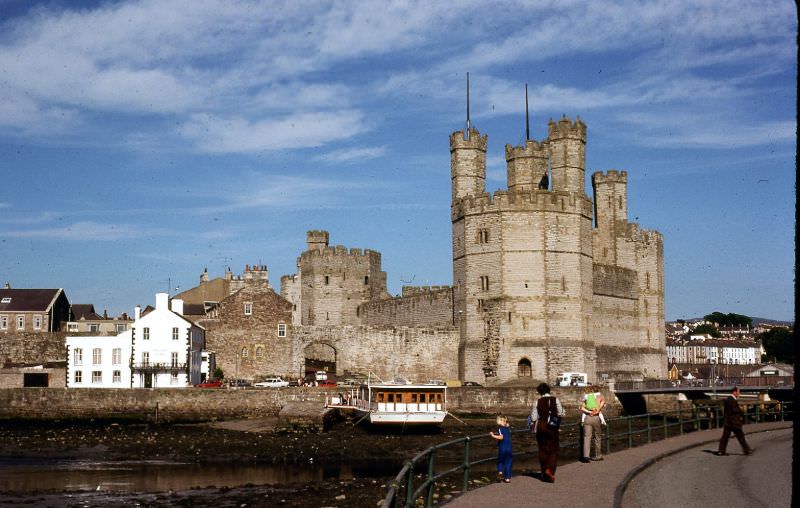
{"left": 306, "top": 230, "right": 329, "bottom": 251}
{"left": 450, "top": 128, "right": 488, "bottom": 202}
{"left": 506, "top": 140, "right": 549, "bottom": 192}
{"left": 592, "top": 171, "right": 628, "bottom": 266}
{"left": 548, "top": 116, "right": 586, "bottom": 194}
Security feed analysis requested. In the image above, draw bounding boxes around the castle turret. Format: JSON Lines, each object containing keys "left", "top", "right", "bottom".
{"left": 450, "top": 128, "right": 488, "bottom": 203}
{"left": 307, "top": 230, "right": 329, "bottom": 251}
{"left": 592, "top": 170, "right": 628, "bottom": 266}
{"left": 505, "top": 139, "right": 549, "bottom": 192}
{"left": 548, "top": 116, "right": 586, "bottom": 194}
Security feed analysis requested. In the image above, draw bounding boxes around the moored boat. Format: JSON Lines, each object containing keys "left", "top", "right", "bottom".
{"left": 325, "top": 378, "right": 447, "bottom": 426}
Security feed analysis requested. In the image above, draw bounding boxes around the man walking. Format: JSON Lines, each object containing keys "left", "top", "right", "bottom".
{"left": 717, "top": 386, "right": 753, "bottom": 456}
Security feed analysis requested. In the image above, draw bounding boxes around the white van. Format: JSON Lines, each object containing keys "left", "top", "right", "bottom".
{"left": 555, "top": 372, "right": 588, "bottom": 387}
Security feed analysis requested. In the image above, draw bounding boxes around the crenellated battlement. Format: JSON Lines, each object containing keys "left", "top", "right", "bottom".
{"left": 402, "top": 285, "right": 452, "bottom": 297}
{"left": 453, "top": 187, "right": 593, "bottom": 218}
{"left": 592, "top": 170, "right": 628, "bottom": 185}
{"left": 547, "top": 115, "right": 587, "bottom": 141}
{"left": 623, "top": 223, "right": 663, "bottom": 245}
{"left": 504, "top": 139, "right": 548, "bottom": 160}
{"left": 450, "top": 128, "right": 488, "bottom": 152}
{"left": 300, "top": 245, "right": 382, "bottom": 263}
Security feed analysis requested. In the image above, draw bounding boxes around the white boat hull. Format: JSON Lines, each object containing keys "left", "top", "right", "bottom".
{"left": 368, "top": 411, "right": 447, "bottom": 425}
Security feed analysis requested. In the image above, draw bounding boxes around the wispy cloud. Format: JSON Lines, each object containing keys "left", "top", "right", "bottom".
{"left": 0, "top": 221, "right": 147, "bottom": 240}
{"left": 315, "top": 146, "right": 387, "bottom": 165}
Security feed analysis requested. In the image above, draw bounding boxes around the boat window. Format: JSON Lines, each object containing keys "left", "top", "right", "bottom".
{"left": 387, "top": 393, "right": 395, "bottom": 403}
{"left": 419, "top": 393, "right": 427, "bottom": 403}
{"left": 376, "top": 392, "right": 385, "bottom": 403}
{"left": 411, "top": 393, "right": 417, "bottom": 403}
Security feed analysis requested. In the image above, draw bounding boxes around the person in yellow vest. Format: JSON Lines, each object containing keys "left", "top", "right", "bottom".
{"left": 579, "top": 386, "right": 606, "bottom": 462}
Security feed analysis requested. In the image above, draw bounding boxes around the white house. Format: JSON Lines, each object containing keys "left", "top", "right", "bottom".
{"left": 66, "top": 293, "right": 205, "bottom": 388}
{"left": 66, "top": 331, "right": 132, "bottom": 388}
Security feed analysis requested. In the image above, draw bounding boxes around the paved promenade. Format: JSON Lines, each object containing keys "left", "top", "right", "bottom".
{"left": 442, "top": 421, "right": 792, "bottom": 508}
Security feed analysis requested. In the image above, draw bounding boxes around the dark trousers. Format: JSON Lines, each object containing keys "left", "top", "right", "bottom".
{"left": 718, "top": 425, "right": 750, "bottom": 454}
{"left": 536, "top": 428, "right": 559, "bottom": 477}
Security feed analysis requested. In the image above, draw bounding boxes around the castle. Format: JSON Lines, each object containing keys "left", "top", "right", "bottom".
{"left": 184, "top": 113, "right": 665, "bottom": 385}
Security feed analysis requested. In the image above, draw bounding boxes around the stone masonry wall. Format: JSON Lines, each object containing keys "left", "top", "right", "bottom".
{"left": 0, "top": 332, "right": 67, "bottom": 366}
{"left": 358, "top": 287, "right": 454, "bottom": 328}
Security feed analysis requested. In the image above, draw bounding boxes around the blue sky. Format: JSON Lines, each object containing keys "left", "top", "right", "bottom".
{"left": 0, "top": 0, "right": 795, "bottom": 321}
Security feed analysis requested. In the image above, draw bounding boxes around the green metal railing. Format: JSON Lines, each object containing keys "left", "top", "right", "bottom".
{"left": 381, "top": 400, "right": 793, "bottom": 508}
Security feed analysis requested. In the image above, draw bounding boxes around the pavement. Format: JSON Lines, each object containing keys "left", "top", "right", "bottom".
{"left": 441, "top": 421, "right": 792, "bottom": 508}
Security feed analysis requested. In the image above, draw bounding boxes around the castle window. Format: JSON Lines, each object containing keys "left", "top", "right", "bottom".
{"left": 477, "top": 299, "right": 484, "bottom": 311}
{"left": 364, "top": 276, "right": 369, "bottom": 285}
{"left": 278, "top": 324, "right": 287, "bottom": 337}
{"left": 74, "top": 370, "right": 82, "bottom": 384}
{"left": 477, "top": 228, "right": 489, "bottom": 244}
{"left": 646, "top": 272, "right": 650, "bottom": 290}
{"left": 241, "top": 347, "right": 249, "bottom": 358}
{"left": 517, "top": 358, "right": 532, "bottom": 377}
{"left": 244, "top": 302, "right": 253, "bottom": 316}
{"left": 479, "top": 276, "right": 489, "bottom": 291}
{"left": 325, "top": 276, "right": 329, "bottom": 285}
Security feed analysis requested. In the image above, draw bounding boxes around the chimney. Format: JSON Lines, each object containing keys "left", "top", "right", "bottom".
{"left": 134, "top": 305, "right": 141, "bottom": 321}
{"left": 3, "top": 282, "right": 10, "bottom": 289}
{"left": 172, "top": 299, "right": 184, "bottom": 316}
{"left": 103, "top": 309, "right": 108, "bottom": 319}
{"left": 155, "top": 293, "right": 169, "bottom": 310}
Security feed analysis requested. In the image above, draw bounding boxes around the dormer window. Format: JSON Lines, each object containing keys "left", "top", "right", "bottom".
{"left": 1, "top": 297, "right": 11, "bottom": 304}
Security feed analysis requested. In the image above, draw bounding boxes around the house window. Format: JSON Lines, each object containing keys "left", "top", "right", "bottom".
{"left": 92, "top": 371, "right": 102, "bottom": 383}
{"left": 172, "top": 327, "right": 179, "bottom": 340}
{"left": 244, "top": 303, "right": 252, "bottom": 316}
{"left": 74, "top": 348, "right": 83, "bottom": 366}
{"left": 74, "top": 371, "right": 82, "bottom": 383}
{"left": 16, "top": 315, "right": 24, "bottom": 330}
{"left": 241, "top": 347, "right": 249, "bottom": 358}
{"left": 67, "top": 323, "right": 79, "bottom": 332}
{"left": 89, "top": 324, "right": 100, "bottom": 333}
{"left": 142, "top": 352, "right": 149, "bottom": 365}
{"left": 171, "top": 352, "right": 179, "bottom": 367}
{"left": 170, "top": 372, "right": 179, "bottom": 385}
{"left": 0, "top": 315, "right": 7, "bottom": 330}
{"left": 92, "top": 348, "right": 102, "bottom": 365}
{"left": 113, "top": 370, "right": 121, "bottom": 383}
{"left": 115, "top": 324, "right": 128, "bottom": 333}
{"left": 33, "top": 315, "right": 42, "bottom": 330}
{"left": 256, "top": 346, "right": 264, "bottom": 358}
{"left": 278, "top": 324, "right": 287, "bottom": 337}
{"left": 143, "top": 327, "right": 150, "bottom": 340}
{"left": 479, "top": 276, "right": 489, "bottom": 291}
{"left": 112, "top": 348, "right": 122, "bottom": 365}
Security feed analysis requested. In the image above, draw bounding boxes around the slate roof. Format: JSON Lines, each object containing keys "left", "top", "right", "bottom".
{"left": 0, "top": 289, "right": 63, "bottom": 312}
{"left": 71, "top": 304, "right": 104, "bottom": 321}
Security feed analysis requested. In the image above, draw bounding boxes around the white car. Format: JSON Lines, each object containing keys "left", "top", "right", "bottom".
{"left": 254, "top": 377, "right": 289, "bottom": 388}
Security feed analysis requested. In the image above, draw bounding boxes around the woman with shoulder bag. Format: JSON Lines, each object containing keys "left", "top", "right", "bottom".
{"left": 529, "top": 382, "right": 564, "bottom": 483}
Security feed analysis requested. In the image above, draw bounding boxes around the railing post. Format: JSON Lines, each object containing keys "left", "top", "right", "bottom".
{"left": 462, "top": 437, "right": 471, "bottom": 493}
{"left": 155, "top": 402, "right": 159, "bottom": 424}
{"left": 627, "top": 415, "right": 633, "bottom": 449}
{"left": 405, "top": 461, "right": 414, "bottom": 508}
{"left": 646, "top": 414, "right": 652, "bottom": 444}
{"left": 663, "top": 414, "right": 668, "bottom": 439}
{"left": 426, "top": 450, "right": 436, "bottom": 508}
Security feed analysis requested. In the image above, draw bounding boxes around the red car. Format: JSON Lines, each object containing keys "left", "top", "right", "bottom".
{"left": 196, "top": 379, "right": 222, "bottom": 388}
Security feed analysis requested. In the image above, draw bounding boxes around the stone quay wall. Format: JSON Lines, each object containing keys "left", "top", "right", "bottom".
{"left": 0, "top": 386, "right": 642, "bottom": 422}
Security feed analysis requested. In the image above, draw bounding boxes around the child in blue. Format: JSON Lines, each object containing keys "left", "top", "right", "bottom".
{"left": 490, "top": 415, "right": 512, "bottom": 482}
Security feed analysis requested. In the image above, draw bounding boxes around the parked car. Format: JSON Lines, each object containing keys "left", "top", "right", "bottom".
{"left": 254, "top": 377, "right": 290, "bottom": 388}
{"left": 196, "top": 379, "right": 222, "bottom": 388}
{"left": 227, "top": 378, "right": 251, "bottom": 388}
{"left": 427, "top": 379, "right": 446, "bottom": 385}
{"left": 315, "top": 371, "right": 328, "bottom": 381}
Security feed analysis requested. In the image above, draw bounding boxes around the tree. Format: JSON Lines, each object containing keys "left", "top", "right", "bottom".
{"left": 702, "top": 311, "right": 752, "bottom": 327}
{"left": 213, "top": 367, "right": 224, "bottom": 380}
{"left": 692, "top": 323, "right": 721, "bottom": 338}
{"left": 759, "top": 328, "right": 794, "bottom": 364}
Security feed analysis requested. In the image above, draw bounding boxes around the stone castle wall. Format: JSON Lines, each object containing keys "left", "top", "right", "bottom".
{"left": 358, "top": 286, "right": 454, "bottom": 328}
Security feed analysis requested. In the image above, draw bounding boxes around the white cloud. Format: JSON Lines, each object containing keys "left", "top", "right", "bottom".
{"left": 178, "top": 110, "right": 370, "bottom": 153}
{"left": 315, "top": 146, "right": 387, "bottom": 165}
{"left": 0, "top": 221, "right": 145, "bottom": 240}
